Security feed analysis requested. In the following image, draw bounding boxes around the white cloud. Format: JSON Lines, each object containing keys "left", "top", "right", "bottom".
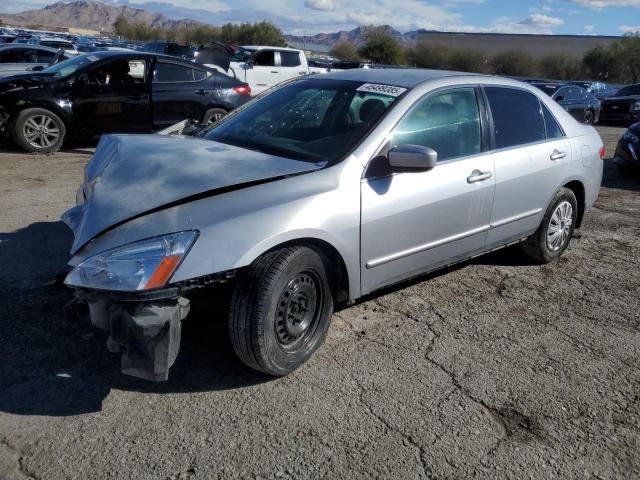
{"left": 304, "top": 0, "right": 338, "bottom": 11}
{"left": 568, "top": 0, "right": 640, "bottom": 8}
{"left": 584, "top": 24, "right": 594, "bottom": 32}
{"left": 520, "top": 13, "right": 565, "bottom": 27}
{"left": 620, "top": 25, "right": 640, "bottom": 32}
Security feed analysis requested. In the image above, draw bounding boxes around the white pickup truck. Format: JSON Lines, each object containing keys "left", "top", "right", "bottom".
{"left": 228, "top": 46, "right": 325, "bottom": 95}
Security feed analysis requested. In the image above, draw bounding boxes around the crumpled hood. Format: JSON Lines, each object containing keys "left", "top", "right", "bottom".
{"left": 62, "top": 134, "right": 325, "bottom": 254}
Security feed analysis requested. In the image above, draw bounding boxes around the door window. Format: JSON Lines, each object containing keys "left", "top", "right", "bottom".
{"left": 154, "top": 62, "right": 203, "bottom": 82}
{"left": 541, "top": 102, "right": 564, "bottom": 139}
{"left": 485, "top": 87, "right": 546, "bottom": 149}
{"left": 280, "top": 51, "right": 301, "bottom": 67}
{"left": 252, "top": 50, "right": 275, "bottom": 67}
{"left": 35, "top": 49, "right": 55, "bottom": 63}
{"left": 392, "top": 87, "right": 482, "bottom": 161}
{"left": 84, "top": 59, "right": 147, "bottom": 85}
{"left": 0, "top": 48, "right": 35, "bottom": 62}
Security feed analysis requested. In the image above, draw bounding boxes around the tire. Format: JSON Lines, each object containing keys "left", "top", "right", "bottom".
{"left": 583, "top": 110, "right": 595, "bottom": 125}
{"left": 229, "top": 246, "right": 334, "bottom": 376}
{"left": 11, "top": 108, "right": 66, "bottom": 153}
{"left": 520, "top": 187, "right": 578, "bottom": 264}
{"left": 202, "top": 108, "right": 227, "bottom": 126}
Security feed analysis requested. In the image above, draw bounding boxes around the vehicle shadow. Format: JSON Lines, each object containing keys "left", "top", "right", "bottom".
{"left": 601, "top": 158, "right": 640, "bottom": 192}
{"left": 0, "top": 221, "right": 270, "bottom": 418}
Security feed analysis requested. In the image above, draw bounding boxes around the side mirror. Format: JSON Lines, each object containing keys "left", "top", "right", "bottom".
{"left": 29, "top": 65, "right": 45, "bottom": 71}
{"left": 388, "top": 144, "right": 438, "bottom": 170}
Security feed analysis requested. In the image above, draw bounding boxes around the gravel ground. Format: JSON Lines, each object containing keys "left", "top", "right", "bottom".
{"left": 0, "top": 127, "right": 638, "bottom": 480}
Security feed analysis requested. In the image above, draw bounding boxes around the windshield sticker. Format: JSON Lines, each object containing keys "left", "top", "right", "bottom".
{"left": 87, "top": 55, "right": 99, "bottom": 61}
{"left": 357, "top": 83, "right": 407, "bottom": 97}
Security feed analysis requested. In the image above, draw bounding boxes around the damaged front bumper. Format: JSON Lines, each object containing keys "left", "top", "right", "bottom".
{"left": 74, "top": 288, "right": 191, "bottom": 382}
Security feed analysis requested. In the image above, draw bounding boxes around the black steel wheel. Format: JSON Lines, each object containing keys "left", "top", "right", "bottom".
{"left": 229, "top": 246, "right": 334, "bottom": 376}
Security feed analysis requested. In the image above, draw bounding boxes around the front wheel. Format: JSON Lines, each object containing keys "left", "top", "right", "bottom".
{"left": 520, "top": 187, "right": 578, "bottom": 264}
{"left": 229, "top": 246, "right": 334, "bottom": 376}
{"left": 11, "top": 108, "right": 66, "bottom": 153}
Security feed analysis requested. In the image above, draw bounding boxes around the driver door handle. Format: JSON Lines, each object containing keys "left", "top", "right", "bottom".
{"left": 270, "top": 70, "right": 279, "bottom": 74}
{"left": 467, "top": 169, "right": 492, "bottom": 183}
{"left": 550, "top": 149, "right": 567, "bottom": 161}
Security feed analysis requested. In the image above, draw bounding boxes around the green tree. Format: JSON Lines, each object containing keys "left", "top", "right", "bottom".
{"left": 583, "top": 45, "right": 619, "bottom": 81}
{"left": 404, "top": 41, "right": 447, "bottom": 69}
{"left": 540, "top": 53, "right": 583, "bottom": 80}
{"left": 330, "top": 40, "right": 359, "bottom": 61}
{"left": 359, "top": 29, "right": 404, "bottom": 65}
{"left": 491, "top": 49, "right": 539, "bottom": 77}
{"left": 616, "top": 33, "right": 640, "bottom": 83}
{"left": 447, "top": 47, "right": 488, "bottom": 74}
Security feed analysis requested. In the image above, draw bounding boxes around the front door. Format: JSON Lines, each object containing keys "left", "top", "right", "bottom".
{"left": 71, "top": 57, "right": 151, "bottom": 134}
{"left": 247, "top": 50, "right": 280, "bottom": 95}
{"left": 361, "top": 87, "right": 495, "bottom": 295}
{"left": 151, "top": 60, "right": 212, "bottom": 129}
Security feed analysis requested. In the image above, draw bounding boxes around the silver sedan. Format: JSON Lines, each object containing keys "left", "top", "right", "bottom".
{"left": 63, "top": 69, "right": 604, "bottom": 381}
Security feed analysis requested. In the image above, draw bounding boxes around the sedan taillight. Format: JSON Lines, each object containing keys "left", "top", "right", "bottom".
{"left": 233, "top": 85, "right": 251, "bottom": 96}
{"left": 599, "top": 146, "right": 606, "bottom": 160}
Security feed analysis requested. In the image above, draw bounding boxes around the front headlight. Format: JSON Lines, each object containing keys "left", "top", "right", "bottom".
{"left": 633, "top": 102, "right": 640, "bottom": 112}
{"left": 65, "top": 231, "right": 198, "bottom": 291}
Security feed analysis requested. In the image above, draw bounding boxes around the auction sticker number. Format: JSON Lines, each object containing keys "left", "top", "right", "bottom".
{"left": 357, "top": 83, "right": 407, "bottom": 97}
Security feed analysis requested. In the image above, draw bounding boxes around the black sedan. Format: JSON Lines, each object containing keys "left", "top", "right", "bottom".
{"left": 0, "top": 51, "right": 251, "bottom": 153}
{"left": 613, "top": 122, "right": 640, "bottom": 170}
{"left": 600, "top": 84, "right": 640, "bottom": 125}
{"left": 531, "top": 82, "right": 600, "bottom": 124}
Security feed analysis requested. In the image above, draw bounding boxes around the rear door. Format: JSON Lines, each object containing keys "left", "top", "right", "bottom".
{"left": 277, "top": 50, "right": 307, "bottom": 82}
{"left": 484, "top": 87, "right": 572, "bottom": 247}
{"left": 151, "top": 60, "right": 213, "bottom": 129}
{"left": 361, "top": 87, "right": 495, "bottom": 294}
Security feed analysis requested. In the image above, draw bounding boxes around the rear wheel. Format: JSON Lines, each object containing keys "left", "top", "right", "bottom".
{"left": 11, "top": 108, "right": 66, "bottom": 153}
{"left": 229, "top": 246, "right": 334, "bottom": 376}
{"left": 520, "top": 188, "right": 578, "bottom": 264}
{"left": 583, "top": 110, "right": 595, "bottom": 125}
{"left": 202, "top": 108, "right": 228, "bottom": 126}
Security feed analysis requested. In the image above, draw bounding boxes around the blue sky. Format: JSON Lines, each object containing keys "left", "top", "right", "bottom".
{"left": 3, "top": 0, "right": 640, "bottom": 36}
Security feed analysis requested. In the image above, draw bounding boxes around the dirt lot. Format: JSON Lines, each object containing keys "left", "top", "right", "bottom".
{"left": 0, "top": 127, "right": 638, "bottom": 480}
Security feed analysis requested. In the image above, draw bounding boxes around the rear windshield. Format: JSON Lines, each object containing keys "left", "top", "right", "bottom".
{"left": 532, "top": 83, "right": 561, "bottom": 96}
{"left": 204, "top": 78, "right": 404, "bottom": 163}
{"left": 614, "top": 85, "right": 640, "bottom": 97}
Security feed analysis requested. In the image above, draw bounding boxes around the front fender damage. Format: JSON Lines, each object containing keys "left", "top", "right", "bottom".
{"left": 83, "top": 296, "right": 190, "bottom": 381}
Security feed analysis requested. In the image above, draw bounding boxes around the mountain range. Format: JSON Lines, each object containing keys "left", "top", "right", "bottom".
{"left": 0, "top": 0, "right": 419, "bottom": 45}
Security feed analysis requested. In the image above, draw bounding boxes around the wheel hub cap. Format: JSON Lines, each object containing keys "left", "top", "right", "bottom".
{"left": 547, "top": 201, "right": 573, "bottom": 251}
{"left": 275, "top": 272, "right": 320, "bottom": 347}
{"left": 23, "top": 114, "right": 60, "bottom": 149}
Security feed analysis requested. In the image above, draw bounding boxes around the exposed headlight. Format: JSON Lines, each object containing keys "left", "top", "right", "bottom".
{"left": 623, "top": 130, "right": 639, "bottom": 143}
{"left": 65, "top": 231, "right": 198, "bottom": 291}
{"left": 633, "top": 102, "right": 640, "bottom": 112}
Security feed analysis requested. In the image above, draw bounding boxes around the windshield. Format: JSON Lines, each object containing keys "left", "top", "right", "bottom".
{"left": 42, "top": 53, "right": 99, "bottom": 77}
{"left": 615, "top": 85, "right": 640, "bottom": 97}
{"left": 204, "top": 78, "right": 403, "bottom": 163}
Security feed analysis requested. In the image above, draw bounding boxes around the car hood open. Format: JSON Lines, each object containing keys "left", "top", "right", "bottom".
{"left": 62, "top": 134, "right": 325, "bottom": 254}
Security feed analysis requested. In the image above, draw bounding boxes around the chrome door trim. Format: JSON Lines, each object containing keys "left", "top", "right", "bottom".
{"left": 490, "top": 208, "right": 542, "bottom": 228}
{"left": 366, "top": 224, "right": 490, "bottom": 269}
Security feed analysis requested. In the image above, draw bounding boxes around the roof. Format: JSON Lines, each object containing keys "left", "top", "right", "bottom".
{"left": 320, "top": 68, "right": 482, "bottom": 88}
{"left": 242, "top": 45, "right": 302, "bottom": 52}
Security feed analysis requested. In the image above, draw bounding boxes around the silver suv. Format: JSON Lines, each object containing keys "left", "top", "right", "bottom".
{"left": 63, "top": 69, "right": 604, "bottom": 381}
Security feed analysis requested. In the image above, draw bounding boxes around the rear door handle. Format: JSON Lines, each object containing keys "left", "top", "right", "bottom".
{"left": 550, "top": 150, "right": 567, "bottom": 161}
{"left": 467, "top": 169, "right": 492, "bottom": 183}
{"left": 270, "top": 70, "right": 279, "bottom": 74}
{"left": 195, "top": 89, "right": 208, "bottom": 95}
